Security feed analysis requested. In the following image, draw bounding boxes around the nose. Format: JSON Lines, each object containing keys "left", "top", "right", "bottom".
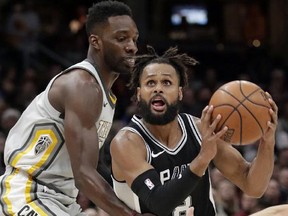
{"left": 125, "top": 41, "right": 138, "bottom": 54}
{"left": 154, "top": 83, "right": 163, "bottom": 93}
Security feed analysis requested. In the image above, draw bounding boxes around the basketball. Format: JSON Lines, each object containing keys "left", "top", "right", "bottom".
{"left": 209, "top": 80, "right": 271, "bottom": 145}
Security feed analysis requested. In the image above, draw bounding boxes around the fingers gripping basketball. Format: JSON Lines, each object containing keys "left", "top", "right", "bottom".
{"left": 209, "top": 80, "right": 271, "bottom": 145}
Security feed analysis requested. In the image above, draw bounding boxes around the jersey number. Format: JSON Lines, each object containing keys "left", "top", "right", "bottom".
{"left": 172, "top": 196, "right": 192, "bottom": 216}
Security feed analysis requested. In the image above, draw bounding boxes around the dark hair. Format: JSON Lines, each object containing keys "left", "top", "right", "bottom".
{"left": 86, "top": 0, "right": 132, "bottom": 35}
{"left": 128, "top": 45, "right": 199, "bottom": 97}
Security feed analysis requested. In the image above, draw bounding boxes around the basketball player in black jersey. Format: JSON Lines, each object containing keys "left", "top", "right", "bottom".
{"left": 110, "top": 46, "right": 278, "bottom": 216}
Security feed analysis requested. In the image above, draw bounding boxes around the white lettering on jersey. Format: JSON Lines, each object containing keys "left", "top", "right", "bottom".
{"left": 97, "top": 120, "right": 112, "bottom": 147}
{"left": 160, "top": 164, "right": 189, "bottom": 184}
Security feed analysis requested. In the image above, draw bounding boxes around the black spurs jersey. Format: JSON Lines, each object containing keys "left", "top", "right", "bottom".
{"left": 112, "top": 114, "right": 216, "bottom": 216}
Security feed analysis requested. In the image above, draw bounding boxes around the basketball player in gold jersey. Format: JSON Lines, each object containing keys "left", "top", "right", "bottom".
{"left": 0, "top": 1, "right": 153, "bottom": 216}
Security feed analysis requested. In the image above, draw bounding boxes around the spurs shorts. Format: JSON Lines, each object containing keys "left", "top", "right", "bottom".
{"left": 0, "top": 169, "right": 85, "bottom": 216}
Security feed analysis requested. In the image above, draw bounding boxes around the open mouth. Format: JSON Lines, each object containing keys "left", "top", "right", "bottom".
{"left": 151, "top": 97, "right": 166, "bottom": 112}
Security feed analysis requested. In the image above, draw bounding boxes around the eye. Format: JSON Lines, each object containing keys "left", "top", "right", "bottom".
{"left": 117, "top": 36, "right": 126, "bottom": 42}
{"left": 147, "top": 80, "right": 155, "bottom": 86}
{"left": 163, "top": 80, "right": 172, "bottom": 85}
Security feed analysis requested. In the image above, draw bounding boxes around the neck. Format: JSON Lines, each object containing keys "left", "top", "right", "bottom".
{"left": 143, "top": 118, "right": 181, "bottom": 148}
{"left": 86, "top": 53, "right": 119, "bottom": 90}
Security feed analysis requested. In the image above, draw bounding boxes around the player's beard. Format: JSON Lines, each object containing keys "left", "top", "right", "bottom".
{"left": 138, "top": 97, "right": 180, "bottom": 125}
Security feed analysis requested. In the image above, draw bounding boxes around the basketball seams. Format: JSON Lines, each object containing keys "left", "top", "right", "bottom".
{"left": 216, "top": 86, "right": 265, "bottom": 144}
{"left": 214, "top": 105, "right": 243, "bottom": 144}
{"left": 239, "top": 82, "right": 268, "bottom": 135}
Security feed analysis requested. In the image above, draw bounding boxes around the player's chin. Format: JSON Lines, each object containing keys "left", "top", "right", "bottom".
{"left": 118, "top": 66, "right": 133, "bottom": 74}
{"left": 122, "top": 62, "right": 135, "bottom": 72}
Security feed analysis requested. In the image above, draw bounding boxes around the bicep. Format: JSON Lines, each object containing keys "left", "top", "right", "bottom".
{"left": 110, "top": 131, "right": 153, "bottom": 187}
{"left": 63, "top": 78, "right": 103, "bottom": 174}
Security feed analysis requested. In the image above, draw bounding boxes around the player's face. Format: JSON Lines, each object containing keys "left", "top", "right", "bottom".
{"left": 100, "top": 15, "right": 139, "bottom": 74}
{"left": 137, "top": 63, "right": 183, "bottom": 125}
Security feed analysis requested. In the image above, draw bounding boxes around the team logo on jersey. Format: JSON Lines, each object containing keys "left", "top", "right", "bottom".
{"left": 151, "top": 150, "right": 165, "bottom": 158}
{"left": 35, "top": 135, "right": 52, "bottom": 155}
{"left": 144, "top": 178, "right": 155, "bottom": 190}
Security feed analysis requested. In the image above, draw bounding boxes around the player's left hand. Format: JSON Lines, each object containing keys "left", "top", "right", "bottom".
{"left": 261, "top": 92, "right": 278, "bottom": 145}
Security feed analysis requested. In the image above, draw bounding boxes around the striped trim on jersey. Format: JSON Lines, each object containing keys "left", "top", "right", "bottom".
{"left": 0, "top": 169, "right": 56, "bottom": 216}
{"left": 181, "top": 113, "right": 202, "bottom": 145}
{"left": 130, "top": 114, "right": 187, "bottom": 154}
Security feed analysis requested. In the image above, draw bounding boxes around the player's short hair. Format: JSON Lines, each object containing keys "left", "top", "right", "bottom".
{"left": 128, "top": 46, "right": 199, "bottom": 99}
{"left": 86, "top": 0, "right": 133, "bottom": 35}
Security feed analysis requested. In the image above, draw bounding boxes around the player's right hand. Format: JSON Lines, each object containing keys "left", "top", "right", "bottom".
{"left": 198, "top": 105, "right": 228, "bottom": 162}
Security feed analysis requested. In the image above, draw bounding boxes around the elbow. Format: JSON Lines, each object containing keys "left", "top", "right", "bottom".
{"left": 73, "top": 165, "right": 92, "bottom": 190}
{"left": 246, "top": 191, "right": 264, "bottom": 198}
{"left": 74, "top": 171, "right": 86, "bottom": 190}
{"left": 244, "top": 187, "right": 266, "bottom": 198}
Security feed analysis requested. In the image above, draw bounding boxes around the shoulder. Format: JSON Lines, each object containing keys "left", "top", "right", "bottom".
{"left": 55, "top": 69, "right": 102, "bottom": 97}
{"left": 49, "top": 68, "right": 103, "bottom": 112}
{"left": 112, "top": 129, "right": 145, "bottom": 148}
{"left": 110, "top": 128, "right": 146, "bottom": 156}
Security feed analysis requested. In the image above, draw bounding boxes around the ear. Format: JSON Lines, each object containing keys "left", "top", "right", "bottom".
{"left": 179, "top": 87, "right": 183, "bottom": 101}
{"left": 136, "top": 87, "right": 141, "bottom": 102}
{"left": 89, "top": 34, "right": 101, "bottom": 50}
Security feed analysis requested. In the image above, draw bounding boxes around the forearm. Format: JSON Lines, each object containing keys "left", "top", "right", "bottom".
{"left": 76, "top": 169, "right": 134, "bottom": 216}
{"left": 245, "top": 141, "right": 275, "bottom": 197}
{"left": 131, "top": 168, "right": 201, "bottom": 216}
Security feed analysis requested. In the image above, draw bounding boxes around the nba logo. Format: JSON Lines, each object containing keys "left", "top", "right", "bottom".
{"left": 144, "top": 178, "right": 155, "bottom": 190}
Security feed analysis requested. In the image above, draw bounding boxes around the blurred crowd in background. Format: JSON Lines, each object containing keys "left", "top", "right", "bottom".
{"left": 0, "top": 0, "right": 288, "bottom": 215}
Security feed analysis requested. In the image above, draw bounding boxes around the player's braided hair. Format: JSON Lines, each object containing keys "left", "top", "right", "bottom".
{"left": 128, "top": 45, "right": 199, "bottom": 97}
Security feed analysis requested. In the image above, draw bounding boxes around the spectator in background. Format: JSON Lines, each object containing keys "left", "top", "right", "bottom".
{"left": 5, "top": 1, "right": 40, "bottom": 71}
{"left": 0, "top": 107, "right": 21, "bottom": 135}
{"left": 276, "top": 100, "right": 288, "bottom": 150}
{"left": 259, "top": 178, "right": 286, "bottom": 208}
{"left": 215, "top": 180, "right": 240, "bottom": 216}
{"left": 268, "top": 69, "right": 288, "bottom": 112}
{"left": 278, "top": 148, "right": 288, "bottom": 169}
{"left": 0, "top": 132, "right": 5, "bottom": 175}
{"left": 210, "top": 167, "right": 226, "bottom": 189}
{"left": 233, "top": 194, "right": 262, "bottom": 216}
{"left": 278, "top": 168, "right": 288, "bottom": 201}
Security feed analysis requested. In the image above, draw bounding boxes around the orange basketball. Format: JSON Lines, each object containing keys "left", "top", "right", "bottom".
{"left": 209, "top": 80, "right": 271, "bottom": 145}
